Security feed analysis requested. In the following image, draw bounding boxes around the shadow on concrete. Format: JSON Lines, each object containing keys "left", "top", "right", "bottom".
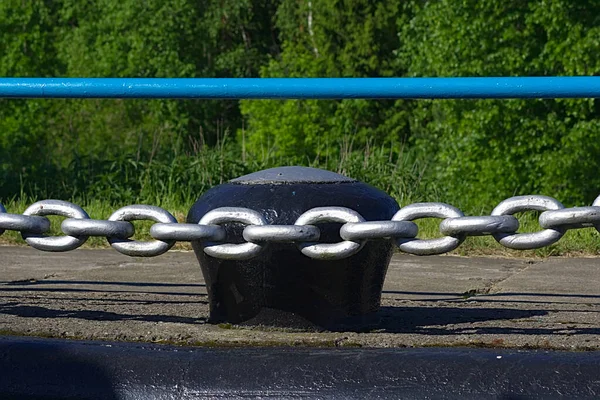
{"left": 0, "top": 301, "right": 559, "bottom": 335}
{"left": 383, "top": 290, "right": 600, "bottom": 299}
{"left": 371, "top": 306, "right": 595, "bottom": 335}
{"left": 1, "top": 281, "right": 598, "bottom": 334}
{"left": 0, "top": 294, "right": 208, "bottom": 305}
{"left": 0, "top": 302, "right": 206, "bottom": 324}
{"left": 0, "top": 286, "right": 203, "bottom": 297}
{"left": 0, "top": 279, "right": 206, "bottom": 297}
{"left": 2, "top": 279, "right": 206, "bottom": 288}
{"left": 2, "top": 299, "right": 599, "bottom": 336}
{"left": 3, "top": 280, "right": 598, "bottom": 302}
{"left": 382, "top": 290, "right": 600, "bottom": 306}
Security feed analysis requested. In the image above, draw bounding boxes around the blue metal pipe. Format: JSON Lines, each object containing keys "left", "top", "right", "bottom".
{"left": 0, "top": 77, "right": 599, "bottom": 99}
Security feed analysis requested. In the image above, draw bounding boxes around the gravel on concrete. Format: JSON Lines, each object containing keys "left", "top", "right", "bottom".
{"left": 0, "top": 246, "right": 598, "bottom": 350}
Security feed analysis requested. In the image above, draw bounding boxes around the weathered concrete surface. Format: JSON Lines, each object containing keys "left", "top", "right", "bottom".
{"left": 0, "top": 246, "right": 598, "bottom": 349}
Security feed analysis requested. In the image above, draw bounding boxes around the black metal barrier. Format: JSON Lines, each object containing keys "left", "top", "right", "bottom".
{"left": 1, "top": 336, "right": 598, "bottom": 399}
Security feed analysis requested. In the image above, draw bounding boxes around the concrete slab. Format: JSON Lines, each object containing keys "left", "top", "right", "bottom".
{"left": 383, "top": 255, "right": 528, "bottom": 300}
{"left": 0, "top": 246, "right": 598, "bottom": 350}
{"left": 488, "top": 257, "right": 600, "bottom": 304}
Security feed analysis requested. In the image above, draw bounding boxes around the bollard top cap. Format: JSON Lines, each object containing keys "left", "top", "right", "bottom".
{"left": 230, "top": 166, "right": 356, "bottom": 185}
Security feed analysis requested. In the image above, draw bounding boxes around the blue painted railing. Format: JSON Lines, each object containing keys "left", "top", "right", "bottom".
{"left": 0, "top": 77, "right": 599, "bottom": 99}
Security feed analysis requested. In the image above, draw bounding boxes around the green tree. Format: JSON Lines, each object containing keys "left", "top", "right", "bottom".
{"left": 0, "top": 0, "right": 64, "bottom": 197}
{"left": 54, "top": 0, "right": 281, "bottom": 160}
{"left": 0, "top": 0, "right": 281, "bottom": 199}
{"left": 241, "top": 0, "right": 411, "bottom": 160}
{"left": 400, "top": 0, "right": 600, "bottom": 209}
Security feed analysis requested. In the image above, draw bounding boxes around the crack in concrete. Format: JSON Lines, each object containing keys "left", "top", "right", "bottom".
{"left": 468, "top": 259, "right": 543, "bottom": 297}
{"left": 3, "top": 273, "right": 58, "bottom": 286}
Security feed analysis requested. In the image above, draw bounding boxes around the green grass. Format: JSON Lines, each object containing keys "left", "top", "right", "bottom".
{"left": 2, "top": 143, "right": 599, "bottom": 257}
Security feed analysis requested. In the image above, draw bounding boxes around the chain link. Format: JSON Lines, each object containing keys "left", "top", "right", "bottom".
{"left": 392, "top": 203, "right": 465, "bottom": 256}
{"left": 294, "top": 207, "right": 366, "bottom": 260}
{"left": 539, "top": 206, "right": 600, "bottom": 232}
{"left": 0, "top": 205, "right": 50, "bottom": 236}
{"left": 107, "top": 205, "right": 177, "bottom": 257}
{"left": 21, "top": 200, "right": 90, "bottom": 252}
{"left": 439, "top": 215, "right": 519, "bottom": 237}
{"left": 491, "top": 195, "right": 565, "bottom": 250}
{"left": 61, "top": 219, "right": 134, "bottom": 239}
{"left": 0, "top": 203, "right": 5, "bottom": 236}
{"left": 1, "top": 192, "right": 600, "bottom": 260}
{"left": 150, "top": 223, "right": 226, "bottom": 241}
{"left": 243, "top": 225, "right": 320, "bottom": 243}
{"left": 199, "top": 207, "right": 267, "bottom": 260}
{"left": 340, "top": 220, "right": 417, "bottom": 241}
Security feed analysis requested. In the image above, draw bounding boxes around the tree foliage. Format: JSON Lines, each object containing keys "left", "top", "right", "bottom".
{"left": 0, "top": 0, "right": 280, "bottom": 197}
{"left": 400, "top": 0, "right": 600, "bottom": 208}
{"left": 0, "top": 0, "right": 599, "bottom": 210}
{"left": 241, "top": 0, "right": 411, "bottom": 160}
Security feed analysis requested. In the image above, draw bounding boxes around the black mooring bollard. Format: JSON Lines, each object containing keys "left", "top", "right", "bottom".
{"left": 188, "top": 167, "right": 399, "bottom": 330}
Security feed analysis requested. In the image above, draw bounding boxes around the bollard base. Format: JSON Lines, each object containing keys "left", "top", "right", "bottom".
{"left": 237, "top": 307, "right": 382, "bottom": 332}
{"left": 188, "top": 167, "right": 399, "bottom": 330}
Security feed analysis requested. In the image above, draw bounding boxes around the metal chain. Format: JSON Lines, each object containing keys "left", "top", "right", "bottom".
{"left": 198, "top": 207, "right": 267, "bottom": 260}
{"left": 392, "top": 203, "right": 465, "bottom": 256}
{"left": 490, "top": 195, "right": 566, "bottom": 250}
{"left": 294, "top": 207, "right": 366, "bottom": 260}
{"left": 21, "top": 200, "right": 90, "bottom": 252}
{"left": 1, "top": 194, "right": 599, "bottom": 260}
{"left": 107, "top": 205, "right": 178, "bottom": 257}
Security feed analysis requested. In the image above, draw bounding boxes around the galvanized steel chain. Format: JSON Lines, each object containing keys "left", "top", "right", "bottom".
{"left": 1, "top": 194, "right": 599, "bottom": 260}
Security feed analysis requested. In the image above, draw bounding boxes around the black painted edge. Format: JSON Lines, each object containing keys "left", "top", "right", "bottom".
{"left": 1, "top": 335, "right": 600, "bottom": 399}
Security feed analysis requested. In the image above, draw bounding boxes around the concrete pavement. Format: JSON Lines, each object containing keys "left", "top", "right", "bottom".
{"left": 0, "top": 246, "right": 598, "bottom": 349}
